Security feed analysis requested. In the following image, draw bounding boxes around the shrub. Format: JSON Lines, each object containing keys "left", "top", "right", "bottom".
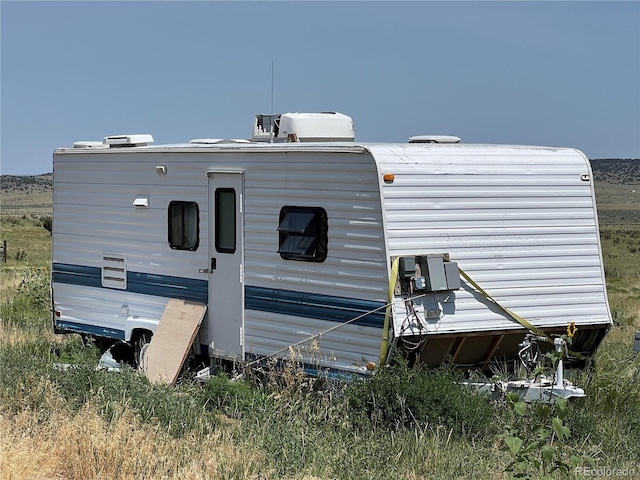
{"left": 0, "top": 266, "right": 51, "bottom": 330}
{"left": 40, "top": 216, "right": 52, "bottom": 234}
{"left": 501, "top": 395, "right": 595, "bottom": 478}
{"left": 203, "top": 372, "right": 269, "bottom": 418}
{"left": 345, "top": 357, "right": 496, "bottom": 439}
{"left": 17, "top": 266, "right": 50, "bottom": 309}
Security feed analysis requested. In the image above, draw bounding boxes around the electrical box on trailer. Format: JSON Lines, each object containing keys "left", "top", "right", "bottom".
{"left": 394, "top": 254, "right": 461, "bottom": 294}
{"left": 399, "top": 257, "right": 416, "bottom": 280}
{"left": 443, "top": 260, "right": 461, "bottom": 290}
{"left": 425, "top": 256, "right": 448, "bottom": 291}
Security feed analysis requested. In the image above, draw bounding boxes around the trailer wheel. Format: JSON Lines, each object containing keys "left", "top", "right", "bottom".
{"left": 134, "top": 331, "right": 153, "bottom": 371}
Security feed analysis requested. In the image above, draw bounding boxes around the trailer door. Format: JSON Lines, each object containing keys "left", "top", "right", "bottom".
{"left": 207, "top": 172, "right": 244, "bottom": 359}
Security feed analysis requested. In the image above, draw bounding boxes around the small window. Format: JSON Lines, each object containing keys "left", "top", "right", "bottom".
{"left": 278, "top": 206, "right": 327, "bottom": 262}
{"left": 215, "top": 188, "right": 236, "bottom": 254}
{"left": 168, "top": 201, "right": 199, "bottom": 251}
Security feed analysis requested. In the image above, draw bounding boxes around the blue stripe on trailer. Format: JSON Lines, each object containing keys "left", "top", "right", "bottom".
{"left": 127, "top": 271, "right": 208, "bottom": 303}
{"left": 245, "top": 285, "right": 386, "bottom": 328}
{"left": 52, "top": 263, "right": 386, "bottom": 328}
{"left": 52, "top": 263, "right": 102, "bottom": 288}
{"left": 52, "top": 263, "right": 208, "bottom": 303}
{"left": 54, "top": 320, "right": 125, "bottom": 340}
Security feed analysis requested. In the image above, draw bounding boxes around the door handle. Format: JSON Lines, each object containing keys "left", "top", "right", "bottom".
{"left": 199, "top": 258, "right": 217, "bottom": 274}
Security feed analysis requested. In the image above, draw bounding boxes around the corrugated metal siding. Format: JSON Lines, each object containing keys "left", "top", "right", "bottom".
{"left": 52, "top": 153, "right": 211, "bottom": 342}
{"left": 244, "top": 310, "right": 383, "bottom": 371}
{"left": 53, "top": 156, "right": 209, "bottom": 276}
{"left": 53, "top": 283, "right": 168, "bottom": 338}
{"left": 240, "top": 151, "right": 388, "bottom": 367}
{"left": 53, "top": 149, "right": 389, "bottom": 368}
{"left": 368, "top": 144, "right": 612, "bottom": 334}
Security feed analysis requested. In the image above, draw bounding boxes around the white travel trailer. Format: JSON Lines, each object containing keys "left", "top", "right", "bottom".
{"left": 51, "top": 112, "right": 612, "bottom": 376}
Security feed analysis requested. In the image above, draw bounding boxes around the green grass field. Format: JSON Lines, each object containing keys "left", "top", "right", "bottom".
{"left": 1, "top": 178, "right": 639, "bottom": 479}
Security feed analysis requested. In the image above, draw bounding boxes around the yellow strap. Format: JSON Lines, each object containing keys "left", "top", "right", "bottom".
{"left": 378, "top": 259, "right": 587, "bottom": 365}
{"left": 457, "top": 266, "right": 551, "bottom": 342}
{"left": 379, "top": 258, "right": 399, "bottom": 366}
{"left": 458, "top": 266, "right": 588, "bottom": 361}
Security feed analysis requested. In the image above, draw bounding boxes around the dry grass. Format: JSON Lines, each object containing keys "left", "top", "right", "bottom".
{"left": 0, "top": 400, "right": 269, "bottom": 480}
{"left": 0, "top": 269, "right": 22, "bottom": 303}
{"left": 0, "top": 320, "right": 57, "bottom": 349}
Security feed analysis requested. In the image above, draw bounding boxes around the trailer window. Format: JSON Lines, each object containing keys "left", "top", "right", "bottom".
{"left": 215, "top": 188, "right": 236, "bottom": 254}
{"left": 168, "top": 201, "right": 199, "bottom": 251}
{"left": 278, "top": 206, "right": 327, "bottom": 262}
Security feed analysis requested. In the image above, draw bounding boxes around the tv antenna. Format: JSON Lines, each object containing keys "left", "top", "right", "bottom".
{"left": 270, "top": 61, "right": 275, "bottom": 143}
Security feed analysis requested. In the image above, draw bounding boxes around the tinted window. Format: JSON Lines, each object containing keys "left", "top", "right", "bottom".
{"left": 215, "top": 188, "right": 236, "bottom": 254}
{"left": 278, "top": 206, "right": 327, "bottom": 262}
{"left": 168, "top": 201, "right": 199, "bottom": 251}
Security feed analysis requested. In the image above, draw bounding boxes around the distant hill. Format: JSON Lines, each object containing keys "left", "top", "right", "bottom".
{"left": 0, "top": 174, "right": 52, "bottom": 215}
{"left": 1, "top": 173, "right": 52, "bottom": 192}
{"left": 590, "top": 159, "right": 640, "bottom": 184}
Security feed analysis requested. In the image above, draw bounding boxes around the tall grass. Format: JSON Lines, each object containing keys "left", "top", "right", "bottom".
{"left": 0, "top": 398, "right": 268, "bottom": 479}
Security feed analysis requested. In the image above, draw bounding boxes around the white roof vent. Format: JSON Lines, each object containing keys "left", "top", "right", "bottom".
{"left": 279, "top": 112, "right": 354, "bottom": 142}
{"left": 252, "top": 112, "right": 355, "bottom": 143}
{"left": 73, "top": 141, "right": 108, "bottom": 149}
{"left": 103, "top": 134, "right": 154, "bottom": 148}
{"left": 409, "top": 135, "right": 461, "bottom": 144}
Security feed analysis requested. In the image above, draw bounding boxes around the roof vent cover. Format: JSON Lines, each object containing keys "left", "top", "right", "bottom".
{"left": 409, "top": 135, "right": 461, "bottom": 144}
{"left": 252, "top": 112, "right": 355, "bottom": 143}
{"left": 103, "top": 134, "right": 154, "bottom": 148}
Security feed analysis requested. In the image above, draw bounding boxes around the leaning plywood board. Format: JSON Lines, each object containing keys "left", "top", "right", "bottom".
{"left": 143, "top": 299, "right": 207, "bottom": 385}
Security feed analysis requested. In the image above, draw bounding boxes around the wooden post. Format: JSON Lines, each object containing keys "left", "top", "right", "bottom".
{"left": 0, "top": 239, "right": 6, "bottom": 263}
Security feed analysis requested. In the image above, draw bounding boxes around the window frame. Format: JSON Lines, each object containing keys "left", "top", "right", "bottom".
{"left": 277, "top": 206, "right": 328, "bottom": 262}
{"left": 215, "top": 188, "right": 236, "bottom": 254}
{"left": 168, "top": 201, "right": 200, "bottom": 251}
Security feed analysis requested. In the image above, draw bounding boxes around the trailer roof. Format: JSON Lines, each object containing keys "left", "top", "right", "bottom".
{"left": 55, "top": 140, "right": 581, "bottom": 157}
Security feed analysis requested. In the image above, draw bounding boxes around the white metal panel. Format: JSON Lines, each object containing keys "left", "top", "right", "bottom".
{"left": 52, "top": 152, "right": 210, "bottom": 282}
{"left": 52, "top": 283, "right": 168, "bottom": 340}
{"left": 238, "top": 151, "right": 388, "bottom": 365}
{"left": 53, "top": 147, "right": 389, "bottom": 369}
{"left": 244, "top": 310, "right": 382, "bottom": 373}
{"left": 368, "top": 144, "right": 612, "bottom": 335}
{"left": 240, "top": 151, "right": 387, "bottom": 302}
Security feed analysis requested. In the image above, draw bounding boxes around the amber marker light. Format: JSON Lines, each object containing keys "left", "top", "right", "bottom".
{"left": 383, "top": 173, "right": 395, "bottom": 183}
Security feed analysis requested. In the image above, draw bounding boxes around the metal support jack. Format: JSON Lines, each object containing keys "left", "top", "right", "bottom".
{"left": 464, "top": 334, "right": 585, "bottom": 403}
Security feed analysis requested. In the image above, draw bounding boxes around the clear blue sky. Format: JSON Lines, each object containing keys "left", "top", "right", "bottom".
{"left": 1, "top": 1, "right": 639, "bottom": 175}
